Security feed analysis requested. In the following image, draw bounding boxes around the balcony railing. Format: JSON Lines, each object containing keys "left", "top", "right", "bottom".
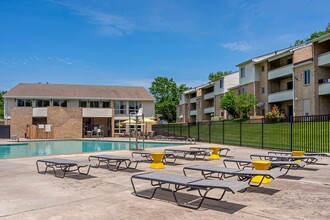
{"left": 190, "top": 110, "right": 197, "bottom": 116}
{"left": 204, "top": 107, "right": 214, "bottom": 114}
{"left": 318, "top": 51, "right": 330, "bottom": 67}
{"left": 190, "top": 97, "right": 197, "bottom": 103}
{"left": 204, "top": 92, "right": 214, "bottom": 100}
{"left": 268, "top": 64, "right": 293, "bottom": 80}
{"left": 33, "top": 107, "right": 47, "bottom": 117}
{"left": 319, "top": 82, "right": 330, "bottom": 95}
{"left": 83, "top": 108, "right": 113, "bottom": 118}
{"left": 268, "top": 90, "right": 293, "bottom": 103}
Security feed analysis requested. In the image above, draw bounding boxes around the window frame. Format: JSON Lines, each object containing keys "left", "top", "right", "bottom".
{"left": 240, "top": 67, "right": 245, "bottom": 78}
{"left": 304, "top": 69, "right": 311, "bottom": 85}
{"left": 129, "top": 101, "right": 141, "bottom": 114}
{"left": 114, "top": 101, "right": 127, "bottom": 114}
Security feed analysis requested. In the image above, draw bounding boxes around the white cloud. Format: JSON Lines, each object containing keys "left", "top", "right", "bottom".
{"left": 222, "top": 41, "right": 254, "bottom": 52}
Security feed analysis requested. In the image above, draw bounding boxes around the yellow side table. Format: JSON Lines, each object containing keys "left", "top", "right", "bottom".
{"left": 251, "top": 160, "right": 272, "bottom": 184}
{"left": 150, "top": 152, "right": 165, "bottom": 169}
{"left": 209, "top": 146, "right": 221, "bottom": 160}
{"left": 292, "top": 150, "right": 305, "bottom": 162}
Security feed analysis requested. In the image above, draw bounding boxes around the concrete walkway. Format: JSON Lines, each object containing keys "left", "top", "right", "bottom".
{"left": 0, "top": 141, "right": 329, "bottom": 219}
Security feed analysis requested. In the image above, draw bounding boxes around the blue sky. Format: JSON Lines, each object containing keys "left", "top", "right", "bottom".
{"left": 1, "top": 0, "right": 330, "bottom": 91}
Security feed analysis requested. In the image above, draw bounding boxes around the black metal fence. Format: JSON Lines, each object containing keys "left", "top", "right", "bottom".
{"left": 0, "top": 125, "right": 10, "bottom": 139}
{"left": 152, "top": 115, "right": 330, "bottom": 152}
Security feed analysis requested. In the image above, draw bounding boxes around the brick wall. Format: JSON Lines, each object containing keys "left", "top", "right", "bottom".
{"left": 10, "top": 107, "right": 33, "bottom": 138}
{"left": 293, "top": 46, "right": 313, "bottom": 63}
{"left": 47, "top": 107, "right": 83, "bottom": 139}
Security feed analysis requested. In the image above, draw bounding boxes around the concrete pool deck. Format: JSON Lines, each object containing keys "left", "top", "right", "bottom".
{"left": 0, "top": 140, "right": 329, "bottom": 219}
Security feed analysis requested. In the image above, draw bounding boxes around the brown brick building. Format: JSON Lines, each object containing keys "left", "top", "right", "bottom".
{"left": 3, "top": 83, "right": 155, "bottom": 138}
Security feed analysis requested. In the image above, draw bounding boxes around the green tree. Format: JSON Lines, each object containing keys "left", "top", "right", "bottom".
{"left": 235, "top": 94, "right": 257, "bottom": 119}
{"left": 208, "top": 70, "right": 232, "bottom": 81}
{"left": 294, "top": 23, "right": 330, "bottom": 45}
{"left": 219, "top": 91, "right": 238, "bottom": 118}
{"left": 149, "top": 77, "right": 189, "bottom": 122}
{"left": 0, "top": 91, "right": 7, "bottom": 119}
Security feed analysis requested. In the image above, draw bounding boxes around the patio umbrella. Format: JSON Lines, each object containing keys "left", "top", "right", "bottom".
{"left": 121, "top": 119, "right": 137, "bottom": 124}
{"left": 140, "top": 118, "right": 156, "bottom": 124}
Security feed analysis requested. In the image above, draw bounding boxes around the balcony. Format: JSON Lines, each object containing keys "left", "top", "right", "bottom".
{"left": 204, "top": 92, "right": 214, "bottom": 100}
{"left": 318, "top": 51, "right": 330, "bottom": 67}
{"left": 190, "top": 110, "right": 197, "bottom": 116}
{"left": 268, "top": 90, "right": 293, "bottom": 103}
{"left": 319, "top": 82, "right": 330, "bottom": 95}
{"left": 83, "top": 108, "right": 113, "bottom": 118}
{"left": 268, "top": 64, "right": 293, "bottom": 80}
{"left": 190, "top": 97, "right": 197, "bottom": 103}
{"left": 33, "top": 108, "right": 47, "bottom": 117}
{"left": 204, "top": 107, "right": 214, "bottom": 114}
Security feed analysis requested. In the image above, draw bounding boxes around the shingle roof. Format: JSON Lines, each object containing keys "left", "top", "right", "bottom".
{"left": 4, "top": 83, "right": 155, "bottom": 101}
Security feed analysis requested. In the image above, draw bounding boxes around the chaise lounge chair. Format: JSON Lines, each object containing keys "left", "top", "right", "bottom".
{"left": 36, "top": 158, "right": 94, "bottom": 178}
{"left": 131, "top": 172, "right": 249, "bottom": 209}
{"left": 250, "top": 154, "right": 320, "bottom": 164}
{"left": 190, "top": 146, "right": 231, "bottom": 156}
{"left": 131, "top": 151, "right": 180, "bottom": 163}
{"left": 223, "top": 158, "right": 306, "bottom": 175}
{"left": 88, "top": 155, "right": 144, "bottom": 171}
{"left": 268, "top": 150, "right": 330, "bottom": 157}
{"left": 164, "top": 148, "right": 209, "bottom": 160}
{"left": 183, "top": 165, "right": 282, "bottom": 187}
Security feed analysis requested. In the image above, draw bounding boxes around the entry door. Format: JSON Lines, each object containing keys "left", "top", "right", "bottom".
{"left": 288, "top": 105, "right": 293, "bottom": 118}
{"left": 303, "top": 99, "right": 310, "bottom": 116}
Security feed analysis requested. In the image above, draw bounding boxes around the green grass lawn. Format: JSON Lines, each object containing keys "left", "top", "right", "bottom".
{"left": 155, "top": 121, "right": 330, "bottom": 152}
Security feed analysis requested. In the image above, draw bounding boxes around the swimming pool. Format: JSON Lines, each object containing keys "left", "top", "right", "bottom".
{"left": 0, "top": 140, "right": 182, "bottom": 159}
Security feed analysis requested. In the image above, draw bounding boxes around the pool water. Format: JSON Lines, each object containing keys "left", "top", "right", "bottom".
{"left": 0, "top": 140, "right": 182, "bottom": 159}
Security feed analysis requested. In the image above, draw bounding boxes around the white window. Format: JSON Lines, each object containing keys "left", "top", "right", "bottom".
{"left": 219, "top": 79, "right": 224, "bottom": 88}
{"left": 90, "top": 101, "right": 99, "bottom": 108}
{"left": 36, "top": 100, "right": 50, "bottom": 107}
{"left": 114, "top": 120, "right": 126, "bottom": 134}
{"left": 17, "top": 99, "right": 32, "bottom": 107}
{"left": 114, "top": 101, "right": 126, "bottom": 114}
{"left": 53, "top": 100, "right": 67, "bottom": 107}
{"left": 240, "top": 67, "right": 245, "bottom": 78}
{"left": 129, "top": 101, "right": 141, "bottom": 114}
{"left": 242, "top": 88, "right": 246, "bottom": 94}
{"left": 304, "top": 70, "right": 311, "bottom": 85}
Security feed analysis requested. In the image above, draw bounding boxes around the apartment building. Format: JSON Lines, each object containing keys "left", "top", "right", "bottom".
{"left": 3, "top": 83, "right": 155, "bottom": 138}
{"left": 232, "top": 33, "right": 330, "bottom": 117}
{"left": 176, "top": 72, "right": 239, "bottom": 122}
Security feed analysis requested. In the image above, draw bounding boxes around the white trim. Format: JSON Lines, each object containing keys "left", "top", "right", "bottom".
{"left": 3, "top": 96, "right": 154, "bottom": 101}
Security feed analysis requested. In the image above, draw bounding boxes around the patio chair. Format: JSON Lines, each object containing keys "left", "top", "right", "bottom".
{"left": 190, "top": 146, "right": 231, "bottom": 156}
{"left": 131, "top": 172, "right": 249, "bottom": 209}
{"left": 250, "top": 154, "right": 320, "bottom": 164}
{"left": 268, "top": 150, "right": 330, "bottom": 157}
{"left": 36, "top": 158, "right": 94, "bottom": 178}
{"left": 131, "top": 151, "right": 181, "bottom": 163}
{"left": 183, "top": 165, "right": 283, "bottom": 187}
{"left": 223, "top": 158, "right": 306, "bottom": 175}
{"left": 164, "top": 148, "right": 209, "bottom": 160}
{"left": 88, "top": 154, "right": 144, "bottom": 171}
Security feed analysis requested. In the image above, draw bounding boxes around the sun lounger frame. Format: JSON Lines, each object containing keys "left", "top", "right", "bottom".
{"left": 131, "top": 172, "right": 248, "bottom": 209}
{"left": 183, "top": 165, "right": 282, "bottom": 187}
{"left": 164, "top": 149, "right": 208, "bottom": 160}
{"left": 190, "top": 146, "right": 230, "bottom": 156}
{"left": 131, "top": 151, "right": 179, "bottom": 163}
{"left": 36, "top": 158, "right": 92, "bottom": 178}
{"left": 250, "top": 154, "right": 319, "bottom": 164}
{"left": 88, "top": 155, "right": 143, "bottom": 171}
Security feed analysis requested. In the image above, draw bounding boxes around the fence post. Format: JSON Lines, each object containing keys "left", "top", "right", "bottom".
{"left": 209, "top": 121, "right": 211, "bottom": 143}
{"left": 222, "top": 120, "right": 225, "bottom": 145}
{"left": 167, "top": 124, "right": 170, "bottom": 136}
{"left": 261, "top": 118, "right": 264, "bottom": 149}
{"left": 197, "top": 122, "right": 200, "bottom": 142}
{"left": 188, "top": 123, "right": 190, "bottom": 138}
{"left": 240, "top": 119, "right": 242, "bottom": 146}
{"left": 290, "top": 116, "right": 293, "bottom": 151}
{"left": 180, "top": 123, "right": 182, "bottom": 137}
{"left": 174, "top": 124, "right": 176, "bottom": 136}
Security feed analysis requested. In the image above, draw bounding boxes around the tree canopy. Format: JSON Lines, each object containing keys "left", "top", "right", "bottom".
{"left": 235, "top": 93, "right": 257, "bottom": 119}
{"left": 149, "top": 77, "right": 189, "bottom": 122}
{"left": 294, "top": 23, "right": 330, "bottom": 46}
{"left": 219, "top": 91, "right": 238, "bottom": 118}
{"left": 208, "top": 71, "right": 232, "bottom": 81}
{"left": 0, "top": 91, "right": 7, "bottom": 119}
